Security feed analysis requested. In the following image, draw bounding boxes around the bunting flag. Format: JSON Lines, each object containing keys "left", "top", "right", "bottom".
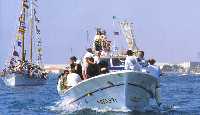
{"left": 114, "top": 31, "right": 119, "bottom": 35}
{"left": 16, "top": 34, "right": 20, "bottom": 40}
{"left": 37, "top": 48, "right": 42, "bottom": 52}
{"left": 35, "top": 16, "right": 40, "bottom": 23}
{"left": 34, "top": 9, "right": 36, "bottom": 15}
{"left": 17, "top": 41, "right": 22, "bottom": 47}
{"left": 112, "top": 16, "right": 116, "bottom": 19}
{"left": 13, "top": 50, "right": 19, "bottom": 57}
{"left": 36, "top": 26, "right": 40, "bottom": 34}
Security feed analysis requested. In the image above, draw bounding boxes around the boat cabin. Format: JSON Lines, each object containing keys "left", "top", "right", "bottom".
{"left": 99, "top": 56, "right": 125, "bottom": 72}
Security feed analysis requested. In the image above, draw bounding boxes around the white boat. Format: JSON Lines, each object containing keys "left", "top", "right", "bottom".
{"left": 57, "top": 20, "right": 161, "bottom": 111}
{"left": 2, "top": 73, "right": 47, "bottom": 86}
{"left": 1, "top": 0, "right": 48, "bottom": 86}
{"left": 57, "top": 70, "right": 159, "bottom": 111}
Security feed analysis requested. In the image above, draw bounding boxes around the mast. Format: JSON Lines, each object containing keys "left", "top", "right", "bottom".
{"left": 33, "top": 0, "right": 43, "bottom": 66}
{"left": 30, "top": 0, "right": 34, "bottom": 64}
{"left": 21, "top": 4, "right": 26, "bottom": 63}
{"left": 19, "top": 0, "right": 29, "bottom": 64}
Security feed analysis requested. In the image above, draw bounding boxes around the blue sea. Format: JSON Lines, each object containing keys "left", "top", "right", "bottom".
{"left": 0, "top": 74, "right": 200, "bottom": 115}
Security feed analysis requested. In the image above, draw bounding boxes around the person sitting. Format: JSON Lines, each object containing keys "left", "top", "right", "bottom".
{"left": 58, "top": 69, "right": 69, "bottom": 89}
{"left": 124, "top": 50, "right": 140, "bottom": 71}
{"left": 67, "top": 68, "right": 82, "bottom": 87}
{"left": 86, "top": 57, "right": 100, "bottom": 78}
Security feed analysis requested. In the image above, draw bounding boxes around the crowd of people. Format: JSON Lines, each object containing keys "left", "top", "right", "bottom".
{"left": 59, "top": 48, "right": 161, "bottom": 87}
{"left": 59, "top": 48, "right": 109, "bottom": 88}
{"left": 124, "top": 49, "right": 161, "bottom": 106}
{"left": 124, "top": 50, "right": 161, "bottom": 79}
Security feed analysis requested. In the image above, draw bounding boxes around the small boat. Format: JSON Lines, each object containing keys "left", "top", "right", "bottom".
{"left": 57, "top": 20, "right": 160, "bottom": 111}
{"left": 1, "top": 0, "right": 48, "bottom": 86}
{"left": 2, "top": 73, "right": 47, "bottom": 86}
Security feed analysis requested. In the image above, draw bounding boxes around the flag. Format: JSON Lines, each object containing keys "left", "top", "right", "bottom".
{"left": 114, "top": 31, "right": 119, "bottom": 35}
{"left": 34, "top": 9, "right": 36, "bottom": 15}
{"left": 17, "top": 41, "right": 22, "bottom": 47}
{"left": 36, "top": 26, "right": 40, "bottom": 34}
{"left": 16, "top": 34, "right": 20, "bottom": 40}
{"left": 37, "top": 48, "right": 42, "bottom": 52}
{"left": 13, "top": 50, "right": 19, "bottom": 57}
{"left": 112, "top": 16, "right": 116, "bottom": 19}
{"left": 35, "top": 16, "right": 40, "bottom": 23}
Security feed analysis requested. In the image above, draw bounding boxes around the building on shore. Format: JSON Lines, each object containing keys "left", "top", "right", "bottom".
{"left": 157, "top": 61, "right": 200, "bottom": 74}
{"left": 44, "top": 64, "right": 66, "bottom": 74}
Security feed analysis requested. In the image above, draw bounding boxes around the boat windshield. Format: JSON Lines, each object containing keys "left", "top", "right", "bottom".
{"left": 112, "top": 58, "right": 125, "bottom": 66}
{"left": 99, "top": 58, "right": 110, "bottom": 66}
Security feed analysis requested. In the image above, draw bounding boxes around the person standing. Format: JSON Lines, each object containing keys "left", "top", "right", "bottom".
{"left": 69, "top": 56, "right": 83, "bottom": 80}
{"left": 146, "top": 58, "right": 161, "bottom": 106}
{"left": 94, "top": 51, "right": 101, "bottom": 64}
{"left": 136, "top": 50, "right": 149, "bottom": 72}
{"left": 82, "top": 48, "right": 94, "bottom": 80}
{"left": 124, "top": 50, "right": 140, "bottom": 71}
{"left": 146, "top": 59, "right": 161, "bottom": 78}
{"left": 86, "top": 57, "right": 100, "bottom": 78}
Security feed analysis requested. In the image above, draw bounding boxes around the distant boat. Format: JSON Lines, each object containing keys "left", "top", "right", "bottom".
{"left": 1, "top": 0, "right": 48, "bottom": 86}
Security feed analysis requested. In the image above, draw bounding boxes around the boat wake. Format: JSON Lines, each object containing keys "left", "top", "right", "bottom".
{"left": 47, "top": 98, "right": 175, "bottom": 115}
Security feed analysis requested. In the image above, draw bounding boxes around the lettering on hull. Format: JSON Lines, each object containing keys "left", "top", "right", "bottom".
{"left": 97, "top": 97, "right": 117, "bottom": 104}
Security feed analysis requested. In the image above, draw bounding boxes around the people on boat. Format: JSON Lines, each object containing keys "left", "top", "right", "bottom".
{"left": 146, "top": 58, "right": 161, "bottom": 78}
{"left": 67, "top": 68, "right": 82, "bottom": 87}
{"left": 93, "top": 28, "right": 111, "bottom": 54}
{"left": 69, "top": 56, "right": 83, "bottom": 80}
{"left": 144, "top": 58, "right": 161, "bottom": 106}
{"left": 94, "top": 28, "right": 102, "bottom": 51}
{"left": 82, "top": 48, "right": 94, "bottom": 79}
{"left": 124, "top": 50, "right": 140, "bottom": 71}
{"left": 86, "top": 57, "right": 100, "bottom": 78}
{"left": 58, "top": 69, "right": 69, "bottom": 89}
{"left": 98, "top": 59, "right": 109, "bottom": 74}
{"left": 94, "top": 51, "right": 101, "bottom": 64}
{"left": 136, "top": 50, "right": 149, "bottom": 72}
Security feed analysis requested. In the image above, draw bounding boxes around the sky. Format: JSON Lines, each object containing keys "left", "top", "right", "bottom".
{"left": 1, "top": 0, "right": 200, "bottom": 69}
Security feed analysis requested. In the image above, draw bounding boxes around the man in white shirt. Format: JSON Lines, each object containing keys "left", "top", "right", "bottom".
{"left": 82, "top": 48, "right": 94, "bottom": 80}
{"left": 124, "top": 50, "right": 140, "bottom": 71}
{"left": 146, "top": 58, "right": 161, "bottom": 106}
{"left": 146, "top": 59, "right": 161, "bottom": 79}
{"left": 136, "top": 51, "right": 149, "bottom": 72}
{"left": 94, "top": 51, "right": 101, "bottom": 64}
{"left": 67, "top": 69, "right": 82, "bottom": 87}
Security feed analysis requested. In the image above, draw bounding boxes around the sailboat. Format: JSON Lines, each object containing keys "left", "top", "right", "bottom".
{"left": 1, "top": 0, "right": 48, "bottom": 86}
{"left": 57, "top": 19, "right": 160, "bottom": 111}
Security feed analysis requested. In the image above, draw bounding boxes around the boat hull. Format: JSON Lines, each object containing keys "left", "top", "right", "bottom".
{"left": 2, "top": 73, "right": 47, "bottom": 86}
{"left": 58, "top": 70, "right": 159, "bottom": 111}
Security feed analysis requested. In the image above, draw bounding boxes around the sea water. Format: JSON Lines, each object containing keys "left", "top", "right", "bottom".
{"left": 0, "top": 73, "right": 200, "bottom": 115}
